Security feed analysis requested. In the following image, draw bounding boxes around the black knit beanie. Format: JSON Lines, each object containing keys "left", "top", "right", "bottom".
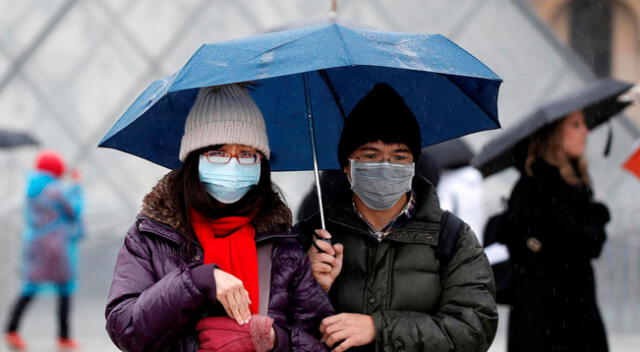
{"left": 337, "top": 83, "right": 422, "bottom": 168}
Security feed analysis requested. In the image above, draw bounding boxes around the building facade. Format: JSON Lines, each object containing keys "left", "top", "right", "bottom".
{"left": 528, "top": 0, "right": 640, "bottom": 123}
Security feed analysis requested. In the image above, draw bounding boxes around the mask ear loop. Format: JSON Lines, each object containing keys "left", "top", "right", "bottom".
{"left": 348, "top": 159, "right": 356, "bottom": 188}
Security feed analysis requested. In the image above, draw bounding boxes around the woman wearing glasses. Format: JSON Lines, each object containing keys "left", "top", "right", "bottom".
{"left": 105, "top": 84, "right": 334, "bottom": 352}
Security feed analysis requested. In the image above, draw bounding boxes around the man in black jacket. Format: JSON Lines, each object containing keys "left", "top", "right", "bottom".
{"left": 296, "top": 83, "right": 497, "bottom": 352}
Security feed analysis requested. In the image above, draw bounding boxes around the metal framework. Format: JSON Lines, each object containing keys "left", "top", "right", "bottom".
{"left": 0, "top": 0, "right": 638, "bottom": 335}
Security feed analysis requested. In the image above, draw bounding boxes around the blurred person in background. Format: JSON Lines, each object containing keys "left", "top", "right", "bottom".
{"left": 503, "top": 110, "right": 609, "bottom": 352}
{"left": 4, "top": 150, "right": 85, "bottom": 351}
{"left": 105, "top": 84, "right": 333, "bottom": 352}
{"left": 420, "top": 140, "right": 484, "bottom": 242}
{"left": 297, "top": 83, "right": 497, "bottom": 352}
{"left": 421, "top": 140, "right": 510, "bottom": 267}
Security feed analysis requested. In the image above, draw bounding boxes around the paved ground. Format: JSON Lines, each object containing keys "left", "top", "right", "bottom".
{"left": 2, "top": 238, "right": 638, "bottom": 352}
{"left": 489, "top": 306, "right": 640, "bottom": 352}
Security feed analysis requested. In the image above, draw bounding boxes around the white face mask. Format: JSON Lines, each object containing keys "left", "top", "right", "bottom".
{"left": 198, "top": 156, "right": 261, "bottom": 204}
{"left": 348, "top": 159, "right": 415, "bottom": 210}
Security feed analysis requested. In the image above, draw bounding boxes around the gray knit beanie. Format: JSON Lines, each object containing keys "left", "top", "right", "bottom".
{"left": 179, "top": 84, "right": 270, "bottom": 161}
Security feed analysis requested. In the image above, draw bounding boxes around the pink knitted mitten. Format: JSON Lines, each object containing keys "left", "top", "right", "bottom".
{"left": 249, "top": 315, "right": 275, "bottom": 352}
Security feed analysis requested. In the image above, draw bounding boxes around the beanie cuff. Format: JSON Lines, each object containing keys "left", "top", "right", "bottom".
{"left": 179, "top": 121, "right": 270, "bottom": 161}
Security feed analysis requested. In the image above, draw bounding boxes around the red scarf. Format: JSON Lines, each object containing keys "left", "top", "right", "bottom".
{"left": 190, "top": 209, "right": 259, "bottom": 314}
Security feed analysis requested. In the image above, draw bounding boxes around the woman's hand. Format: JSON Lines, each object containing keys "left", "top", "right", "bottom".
{"left": 213, "top": 268, "right": 251, "bottom": 325}
{"left": 307, "top": 229, "right": 344, "bottom": 292}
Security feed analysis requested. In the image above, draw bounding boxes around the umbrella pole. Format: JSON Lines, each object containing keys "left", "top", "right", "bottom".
{"left": 329, "top": 0, "right": 337, "bottom": 19}
{"left": 303, "top": 72, "right": 327, "bottom": 229}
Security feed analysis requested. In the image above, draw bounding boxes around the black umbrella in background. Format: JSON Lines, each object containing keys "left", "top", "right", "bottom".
{"left": 421, "top": 139, "right": 474, "bottom": 171}
{"left": 417, "top": 139, "right": 475, "bottom": 187}
{"left": 472, "top": 78, "right": 634, "bottom": 178}
{"left": 0, "top": 129, "right": 39, "bottom": 149}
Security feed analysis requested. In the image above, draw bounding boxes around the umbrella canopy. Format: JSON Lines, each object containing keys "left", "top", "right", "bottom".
{"left": 472, "top": 78, "right": 633, "bottom": 177}
{"left": 99, "top": 23, "right": 502, "bottom": 171}
{"left": 0, "top": 129, "right": 39, "bottom": 149}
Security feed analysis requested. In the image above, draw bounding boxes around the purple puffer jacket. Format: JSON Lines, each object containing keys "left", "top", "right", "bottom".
{"left": 105, "top": 172, "right": 334, "bottom": 352}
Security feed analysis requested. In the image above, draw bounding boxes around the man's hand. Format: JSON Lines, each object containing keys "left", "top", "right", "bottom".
{"left": 320, "top": 313, "right": 376, "bottom": 351}
{"left": 307, "top": 229, "right": 343, "bottom": 292}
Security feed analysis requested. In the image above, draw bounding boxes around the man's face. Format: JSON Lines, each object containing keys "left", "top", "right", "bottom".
{"left": 344, "top": 141, "right": 413, "bottom": 176}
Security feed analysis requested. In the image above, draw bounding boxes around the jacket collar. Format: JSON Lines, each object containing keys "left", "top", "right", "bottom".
{"left": 325, "top": 176, "right": 443, "bottom": 245}
{"left": 137, "top": 170, "right": 294, "bottom": 245}
{"left": 529, "top": 159, "right": 593, "bottom": 200}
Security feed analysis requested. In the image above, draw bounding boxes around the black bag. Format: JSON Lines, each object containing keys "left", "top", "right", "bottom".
{"left": 436, "top": 211, "right": 464, "bottom": 270}
{"left": 483, "top": 212, "right": 514, "bottom": 305}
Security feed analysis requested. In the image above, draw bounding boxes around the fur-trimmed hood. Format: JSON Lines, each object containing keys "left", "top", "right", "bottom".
{"left": 140, "top": 171, "right": 292, "bottom": 235}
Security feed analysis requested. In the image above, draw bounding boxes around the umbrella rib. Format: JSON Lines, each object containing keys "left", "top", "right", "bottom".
{"left": 245, "top": 32, "right": 322, "bottom": 62}
{"left": 332, "top": 24, "right": 354, "bottom": 65}
{"left": 318, "top": 70, "right": 347, "bottom": 122}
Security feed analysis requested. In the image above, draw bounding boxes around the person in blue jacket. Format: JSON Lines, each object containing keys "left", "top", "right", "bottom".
{"left": 4, "top": 150, "right": 84, "bottom": 351}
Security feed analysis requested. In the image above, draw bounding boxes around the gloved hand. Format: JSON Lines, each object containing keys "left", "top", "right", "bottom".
{"left": 196, "top": 315, "right": 275, "bottom": 352}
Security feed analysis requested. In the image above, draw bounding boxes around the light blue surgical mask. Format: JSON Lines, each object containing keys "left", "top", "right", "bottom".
{"left": 349, "top": 159, "right": 415, "bottom": 210}
{"left": 198, "top": 156, "right": 261, "bottom": 204}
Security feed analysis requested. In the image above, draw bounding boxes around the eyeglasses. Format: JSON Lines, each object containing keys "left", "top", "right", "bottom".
{"left": 202, "top": 150, "right": 261, "bottom": 165}
{"left": 351, "top": 153, "right": 413, "bottom": 164}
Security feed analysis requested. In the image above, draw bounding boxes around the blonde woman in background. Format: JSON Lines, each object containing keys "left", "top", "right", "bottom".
{"left": 504, "top": 110, "right": 609, "bottom": 352}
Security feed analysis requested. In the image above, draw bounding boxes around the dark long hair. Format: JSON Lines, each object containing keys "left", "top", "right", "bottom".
{"left": 172, "top": 145, "right": 286, "bottom": 245}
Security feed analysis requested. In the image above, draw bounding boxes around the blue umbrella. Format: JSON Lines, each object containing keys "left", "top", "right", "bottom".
{"left": 99, "top": 23, "right": 502, "bottom": 226}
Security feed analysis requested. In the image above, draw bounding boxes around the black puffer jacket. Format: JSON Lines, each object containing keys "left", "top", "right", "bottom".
{"left": 504, "top": 159, "right": 609, "bottom": 352}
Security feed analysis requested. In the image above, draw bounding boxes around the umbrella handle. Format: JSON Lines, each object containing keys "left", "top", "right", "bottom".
{"left": 312, "top": 233, "right": 332, "bottom": 252}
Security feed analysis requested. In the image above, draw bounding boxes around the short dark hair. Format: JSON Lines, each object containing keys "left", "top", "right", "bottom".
{"left": 337, "top": 83, "right": 421, "bottom": 168}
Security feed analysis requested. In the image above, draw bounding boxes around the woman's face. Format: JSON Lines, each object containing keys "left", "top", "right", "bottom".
{"left": 559, "top": 110, "right": 589, "bottom": 159}
{"left": 197, "top": 143, "right": 263, "bottom": 205}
